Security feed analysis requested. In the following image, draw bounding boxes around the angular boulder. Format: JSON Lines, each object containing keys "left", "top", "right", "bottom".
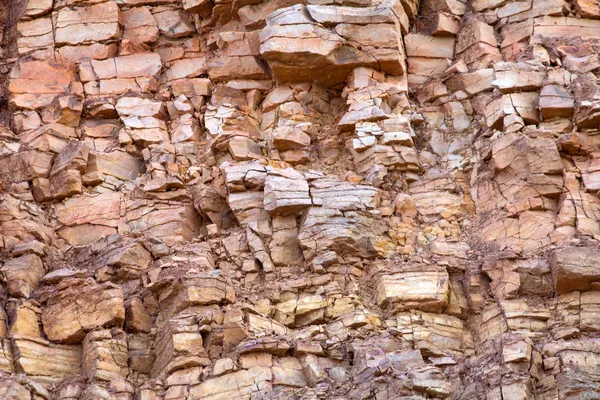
{"left": 264, "top": 168, "right": 311, "bottom": 216}
{"left": 552, "top": 246, "right": 600, "bottom": 294}
{"left": 41, "top": 280, "right": 125, "bottom": 344}
{"left": 376, "top": 270, "right": 450, "bottom": 313}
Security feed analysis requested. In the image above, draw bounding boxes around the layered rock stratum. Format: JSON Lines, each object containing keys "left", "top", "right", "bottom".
{"left": 0, "top": 0, "right": 600, "bottom": 398}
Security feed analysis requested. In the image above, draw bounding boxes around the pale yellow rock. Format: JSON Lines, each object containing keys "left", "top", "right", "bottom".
{"left": 189, "top": 366, "right": 272, "bottom": 399}
{"left": 41, "top": 281, "right": 125, "bottom": 344}
{"left": 14, "top": 338, "right": 81, "bottom": 383}
{"left": 377, "top": 270, "right": 450, "bottom": 313}
{"left": 2, "top": 254, "right": 44, "bottom": 298}
{"left": 82, "top": 330, "right": 129, "bottom": 382}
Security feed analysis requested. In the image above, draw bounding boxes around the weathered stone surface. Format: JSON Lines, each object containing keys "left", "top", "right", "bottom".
{"left": 125, "top": 202, "right": 202, "bottom": 246}
{"left": 3, "top": 0, "right": 600, "bottom": 397}
{"left": 88, "top": 53, "right": 162, "bottom": 81}
{"left": 116, "top": 97, "right": 166, "bottom": 117}
{"left": 41, "top": 280, "right": 125, "bottom": 344}
{"left": 0, "top": 150, "right": 53, "bottom": 183}
{"left": 445, "top": 69, "right": 494, "bottom": 96}
{"left": 55, "top": 2, "right": 121, "bottom": 45}
{"left": 153, "top": 9, "right": 195, "bottom": 38}
{"left": 157, "top": 271, "right": 235, "bottom": 318}
{"left": 2, "top": 254, "right": 44, "bottom": 298}
{"left": 51, "top": 141, "right": 88, "bottom": 175}
{"left": 492, "top": 61, "right": 545, "bottom": 93}
{"left": 539, "top": 85, "right": 574, "bottom": 119}
{"left": 552, "top": 246, "right": 600, "bottom": 294}
{"left": 260, "top": 4, "right": 404, "bottom": 87}
{"left": 405, "top": 33, "right": 455, "bottom": 59}
{"left": 87, "top": 150, "right": 145, "bottom": 182}
{"left": 14, "top": 338, "right": 81, "bottom": 382}
{"left": 122, "top": 7, "right": 159, "bottom": 45}
{"left": 24, "top": 0, "right": 52, "bottom": 17}
{"left": 189, "top": 366, "right": 272, "bottom": 398}
{"left": 532, "top": 16, "right": 600, "bottom": 41}
{"left": 377, "top": 270, "right": 450, "bottom": 313}
{"left": 55, "top": 192, "right": 123, "bottom": 228}
{"left": 17, "top": 17, "right": 53, "bottom": 54}
{"left": 405, "top": 33, "right": 454, "bottom": 85}
{"left": 126, "top": 297, "right": 153, "bottom": 333}
{"left": 264, "top": 168, "right": 311, "bottom": 216}
{"left": 9, "top": 61, "right": 77, "bottom": 110}
{"left": 456, "top": 20, "right": 501, "bottom": 69}
{"left": 82, "top": 330, "right": 128, "bottom": 381}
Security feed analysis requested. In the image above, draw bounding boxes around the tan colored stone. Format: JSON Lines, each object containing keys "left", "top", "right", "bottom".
{"left": 264, "top": 167, "right": 311, "bottom": 216}
{"left": 116, "top": 97, "right": 166, "bottom": 118}
{"left": 152, "top": 9, "right": 195, "bottom": 38}
{"left": 24, "top": 0, "right": 52, "bottom": 17}
{"left": 90, "top": 53, "right": 162, "bottom": 80}
{"left": 122, "top": 7, "right": 159, "bottom": 45}
{"left": 9, "top": 61, "right": 77, "bottom": 110}
{"left": 2, "top": 254, "right": 44, "bottom": 298}
{"left": 14, "top": 338, "right": 81, "bottom": 383}
{"left": 87, "top": 150, "right": 145, "bottom": 182}
{"left": 82, "top": 330, "right": 128, "bottom": 381}
{"left": 405, "top": 33, "right": 455, "bottom": 59}
{"left": 17, "top": 17, "right": 53, "bottom": 54}
{"left": 539, "top": 85, "right": 574, "bottom": 119}
{"left": 377, "top": 270, "right": 450, "bottom": 313}
{"left": 189, "top": 366, "right": 272, "bottom": 399}
{"left": 552, "top": 246, "right": 600, "bottom": 294}
{"left": 492, "top": 61, "right": 545, "bottom": 93}
{"left": 260, "top": 5, "right": 404, "bottom": 87}
{"left": 41, "top": 280, "right": 125, "bottom": 344}
{"left": 126, "top": 298, "right": 153, "bottom": 334}
{"left": 55, "top": 2, "right": 121, "bottom": 45}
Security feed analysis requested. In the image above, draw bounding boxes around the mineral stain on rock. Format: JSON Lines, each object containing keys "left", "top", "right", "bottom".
{"left": 0, "top": 0, "right": 600, "bottom": 398}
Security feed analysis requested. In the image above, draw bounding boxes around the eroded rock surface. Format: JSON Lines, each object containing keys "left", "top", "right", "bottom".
{"left": 1, "top": 0, "right": 600, "bottom": 398}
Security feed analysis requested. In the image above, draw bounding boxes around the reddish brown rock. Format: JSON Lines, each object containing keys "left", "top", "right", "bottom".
{"left": 9, "top": 61, "right": 77, "bottom": 110}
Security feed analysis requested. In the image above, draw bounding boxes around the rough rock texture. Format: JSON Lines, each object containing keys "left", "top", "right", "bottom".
{"left": 1, "top": 0, "right": 600, "bottom": 398}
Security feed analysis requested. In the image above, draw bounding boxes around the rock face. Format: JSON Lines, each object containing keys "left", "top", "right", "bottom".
{"left": 376, "top": 270, "right": 450, "bottom": 313}
{"left": 41, "top": 279, "right": 125, "bottom": 344}
{"left": 260, "top": 4, "right": 405, "bottom": 87}
{"left": 1, "top": 0, "right": 600, "bottom": 397}
{"left": 552, "top": 246, "right": 600, "bottom": 294}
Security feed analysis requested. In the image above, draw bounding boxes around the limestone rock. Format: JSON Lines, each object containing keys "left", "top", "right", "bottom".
{"left": 9, "top": 61, "right": 77, "bottom": 110}
{"left": 189, "top": 366, "right": 272, "bottom": 398}
{"left": 539, "top": 85, "right": 574, "bottom": 119}
{"left": 492, "top": 62, "right": 546, "bottom": 93}
{"left": 152, "top": 9, "right": 195, "bottom": 38}
{"left": 14, "top": 338, "right": 81, "bottom": 383}
{"left": 122, "top": 7, "right": 159, "bottom": 45}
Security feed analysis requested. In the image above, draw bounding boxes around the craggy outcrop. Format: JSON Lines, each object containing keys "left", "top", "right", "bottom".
{"left": 0, "top": 0, "right": 600, "bottom": 398}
